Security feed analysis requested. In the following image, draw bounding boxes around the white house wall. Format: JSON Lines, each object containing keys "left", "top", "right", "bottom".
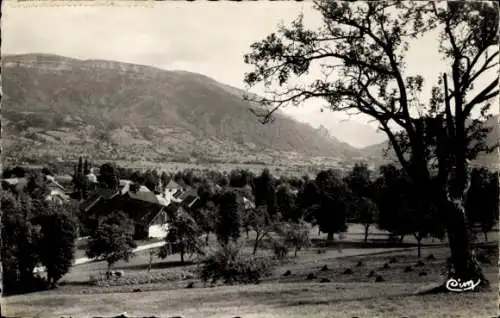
{"left": 148, "top": 224, "right": 169, "bottom": 239}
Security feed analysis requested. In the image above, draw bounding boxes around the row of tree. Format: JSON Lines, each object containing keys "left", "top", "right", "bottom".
{"left": 1, "top": 174, "right": 78, "bottom": 295}
{"left": 2, "top": 159, "right": 497, "bottom": 294}
{"left": 242, "top": 0, "right": 498, "bottom": 285}
{"left": 72, "top": 158, "right": 499, "bottom": 259}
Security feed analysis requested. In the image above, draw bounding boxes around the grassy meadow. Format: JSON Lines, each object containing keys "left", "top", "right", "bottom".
{"left": 3, "top": 224, "right": 498, "bottom": 318}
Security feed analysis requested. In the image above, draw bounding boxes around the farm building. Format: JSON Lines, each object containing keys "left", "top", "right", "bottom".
{"left": 80, "top": 179, "right": 200, "bottom": 239}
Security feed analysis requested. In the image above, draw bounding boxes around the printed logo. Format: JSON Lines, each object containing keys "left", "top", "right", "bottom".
{"left": 445, "top": 278, "right": 481, "bottom": 292}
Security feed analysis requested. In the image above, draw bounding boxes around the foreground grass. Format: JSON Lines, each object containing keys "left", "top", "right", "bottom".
{"left": 3, "top": 281, "right": 497, "bottom": 318}
{"left": 3, "top": 245, "right": 498, "bottom": 317}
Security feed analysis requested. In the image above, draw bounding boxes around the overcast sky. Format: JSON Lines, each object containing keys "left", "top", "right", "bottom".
{"left": 2, "top": 1, "right": 498, "bottom": 147}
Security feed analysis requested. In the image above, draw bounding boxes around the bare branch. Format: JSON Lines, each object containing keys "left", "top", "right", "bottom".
{"left": 464, "top": 78, "right": 500, "bottom": 116}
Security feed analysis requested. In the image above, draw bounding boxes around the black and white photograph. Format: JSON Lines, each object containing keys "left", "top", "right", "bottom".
{"left": 0, "top": 1, "right": 499, "bottom": 317}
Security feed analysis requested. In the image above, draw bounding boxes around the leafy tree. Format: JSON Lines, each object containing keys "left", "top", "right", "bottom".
{"left": 83, "top": 158, "right": 91, "bottom": 175}
{"left": 296, "top": 180, "right": 320, "bottom": 223}
{"left": 312, "top": 170, "right": 350, "bottom": 240}
{"left": 374, "top": 165, "right": 409, "bottom": 242}
{"left": 1, "top": 193, "right": 40, "bottom": 294}
{"left": 130, "top": 170, "right": 145, "bottom": 184}
{"left": 229, "top": 169, "right": 250, "bottom": 188}
{"left": 281, "top": 220, "right": 311, "bottom": 257}
{"left": 197, "top": 204, "right": 217, "bottom": 244}
{"left": 408, "top": 202, "right": 445, "bottom": 258}
{"left": 244, "top": 1, "right": 498, "bottom": 283}
{"left": 215, "top": 191, "right": 242, "bottom": 245}
{"left": 253, "top": 169, "right": 278, "bottom": 217}
{"left": 344, "top": 163, "right": 373, "bottom": 199}
{"left": 353, "top": 197, "right": 378, "bottom": 243}
{"left": 466, "top": 168, "right": 499, "bottom": 241}
{"left": 98, "top": 163, "right": 120, "bottom": 190}
{"left": 86, "top": 211, "right": 137, "bottom": 272}
{"left": 344, "top": 163, "right": 378, "bottom": 239}
{"left": 3, "top": 166, "right": 27, "bottom": 178}
{"left": 25, "top": 172, "right": 50, "bottom": 202}
{"left": 276, "top": 183, "right": 300, "bottom": 222}
{"left": 159, "top": 209, "right": 204, "bottom": 264}
{"left": 247, "top": 205, "right": 275, "bottom": 255}
{"left": 143, "top": 169, "right": 160, "bottom": 193}
{"left": 375, "top": 165, "right": 445, "bottom": 257}
{"left": 160, "top": 171, "right": 170, "bottom": 191}
{"left": 35, "top": 203, "right": 78, "bottom": 288}
{"left": 72, "top": 158, "right": 90, "bottom": 201}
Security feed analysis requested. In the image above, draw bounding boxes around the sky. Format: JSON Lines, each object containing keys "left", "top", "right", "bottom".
{"left": 2, "top": 1, "right": 498, "bottom": 148}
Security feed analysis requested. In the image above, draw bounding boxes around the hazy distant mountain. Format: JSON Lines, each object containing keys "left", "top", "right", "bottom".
{"left": 325, "top": 120, "right": 386, "bottom": 149}
{"left": 359, "top": 115, "right": 499, "bottom": 169}
{"left": 286, "top": 110, "right": 387, "bottom": 149}
{"left": 2, "top": 53, "right": 362, "bottom": 164}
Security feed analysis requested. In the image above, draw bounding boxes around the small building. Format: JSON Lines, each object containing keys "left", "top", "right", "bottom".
{"left": 80, "top": 181, "right": 168, "bottom": 240}
{"left": 1, "top": 175, "right": 69, "bottom": 204}
{"left": 147, "top": 209, "right": 170, "bottom": 239}
{"left": 163, "top": 179, "right": 185, "bottom": 203}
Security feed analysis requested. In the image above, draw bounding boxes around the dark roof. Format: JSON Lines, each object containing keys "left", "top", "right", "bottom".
{"left": 177, "top": 194, "right": 198, "bottom": 209}
{"left": 127, "top": 190, "right": 160, "bottom": 206}
{"left": 172, "top": 189, "right": 184, "bottom": 199}
{"left": 165, "top": 179, "right": 181, "bottom": 189}
{"left": 80, "top": 188, "right": 120, "bottom": 212}
{"left": 178, "top": 188, "right": 198, "bottom": 201}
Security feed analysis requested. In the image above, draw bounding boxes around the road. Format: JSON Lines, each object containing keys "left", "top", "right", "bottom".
{"left": 34, "top": 241, "right": 166, "bottom": 273}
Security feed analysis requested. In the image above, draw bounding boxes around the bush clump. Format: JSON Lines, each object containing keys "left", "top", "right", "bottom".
{"left": 271, "top": 239, "right": 289, "bottom": 260}
{"left": 198, "top": 243, "right": 274, "bottom": 285}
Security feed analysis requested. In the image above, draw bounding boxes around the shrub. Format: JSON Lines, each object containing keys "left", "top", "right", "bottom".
{"left": 282, "top": 221, "right": 312, "bottom": 257}
{"left": 271, "top": 239, "right": 289, "bottom": 260}
{"left": 198, "top": 243, "right": 274, "bottom": 285}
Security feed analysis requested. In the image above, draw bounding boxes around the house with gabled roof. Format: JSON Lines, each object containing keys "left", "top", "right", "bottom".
{"left": 80, "top": 180, "right": 170, "bottom": 239}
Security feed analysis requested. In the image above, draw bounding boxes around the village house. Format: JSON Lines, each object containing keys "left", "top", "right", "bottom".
{"left": 80, "top": 179, "right": 201, "bottom": 240}
{"left": 162, "top": 179, "right": 185, "bottom": 205}
{"left": 1, "top": 175, "right": 69, "bottom": 204}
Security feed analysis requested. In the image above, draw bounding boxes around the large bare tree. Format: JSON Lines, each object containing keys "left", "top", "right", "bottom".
{"left": 243, "top": 1, "right": 498, "bottom": 287}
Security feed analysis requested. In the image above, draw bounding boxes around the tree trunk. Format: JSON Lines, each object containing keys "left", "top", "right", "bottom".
{"left": 246, "top": 228, "right": 250, "bottom": 239}
{"left": 399, "top": 235, "right": 405, "bottom": 243}
{"left": 205, "top": 233, "right": 210, "bottom": 244}
{"left": 148, "top": 250, "right": 154, "bottom": 273}
{"left": 483, "top": 231, "right": 488, "bottom": 242}
{"left": 253, "top": 233, "right": 260, "bottom": 255}
{"left": 180, "top": 248, "right": 185, "bottom": 264}
{"left": 327, "top": 232, "right": 334, "bottom": 241}
{"left": 364, "top": 224, "right": 370, "bottom": 243}
{"left": 47, "top": 272, "right": 53, "bottom": 289}
{"left": 294, "top": 246, "right": 298, "bottom": 257}
{"left": 416, "top": 236, "right": 422, "bottom": 258}
{"left": 442, "top": 199, "right": 486, "bottom": 283}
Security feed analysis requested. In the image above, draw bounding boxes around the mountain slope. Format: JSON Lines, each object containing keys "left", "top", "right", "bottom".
{"left": 2, "top": 53, "right": 361, "bottom": 164}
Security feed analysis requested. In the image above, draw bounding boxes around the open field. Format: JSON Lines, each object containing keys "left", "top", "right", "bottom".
{"left": 3, "top": 244, "right": 498, "bottom": 318}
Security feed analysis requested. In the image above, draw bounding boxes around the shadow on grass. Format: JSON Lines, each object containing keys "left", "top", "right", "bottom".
{"left": 119, "top": 260, "right": 196, "bottom": 271}
{"left": 310, "top": 239, "right": 450, "bottom": 249}
{"left": 58, "top": 280, "right": 94, "bottom": 287}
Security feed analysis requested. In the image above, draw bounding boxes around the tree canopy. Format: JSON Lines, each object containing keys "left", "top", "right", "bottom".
{"left": 244, "top": 1, "right": 498, "bottom": 282}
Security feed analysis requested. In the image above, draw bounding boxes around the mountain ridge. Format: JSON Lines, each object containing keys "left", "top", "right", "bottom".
{"left": 2, "top": 53, "right": 363, "bottom": 165}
